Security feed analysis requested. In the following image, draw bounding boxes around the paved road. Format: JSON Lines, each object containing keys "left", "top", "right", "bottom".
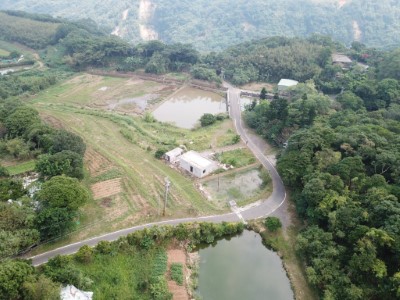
{"left": 28, "top": 84, "right": 287, "bottom": 266}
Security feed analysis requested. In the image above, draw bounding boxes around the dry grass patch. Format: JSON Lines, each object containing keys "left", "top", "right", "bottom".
{"left": 85, "top": 148, "right": 113, "bottom": 177}
{"left": 91, "top": 178, "right": 122, "bottom": 200}
{"left": 240, "top": 82, "right": 275, "bottom": 92}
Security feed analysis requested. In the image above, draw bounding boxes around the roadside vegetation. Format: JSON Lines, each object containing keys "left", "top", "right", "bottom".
{"left": 0, "top": 222, "right": 244, "bottom": 299}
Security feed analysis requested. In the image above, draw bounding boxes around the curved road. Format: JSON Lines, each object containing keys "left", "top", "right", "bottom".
{"left": 29, "top": 84, "right": 287, "bottom": 266}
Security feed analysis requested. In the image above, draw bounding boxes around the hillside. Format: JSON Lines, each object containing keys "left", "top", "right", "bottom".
{"left": 1, "top": 0, "right": 400, "bottom": 51}
{"left": 0, "top": 11, "right": 60, "bottom": 49}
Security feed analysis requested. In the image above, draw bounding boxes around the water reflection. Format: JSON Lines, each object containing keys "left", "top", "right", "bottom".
{"left": 197, "top": 230, "right": 293, "bottom": 300}
{"left": 152, "top": 87, "right": 227, "bottom": 129}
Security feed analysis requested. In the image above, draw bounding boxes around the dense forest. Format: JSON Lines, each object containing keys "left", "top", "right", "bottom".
{"left": 1, "top": 0, "right": 400, "bottom": 51}
{"left": 242, "top": 37, "right": 400, "bottom": 299}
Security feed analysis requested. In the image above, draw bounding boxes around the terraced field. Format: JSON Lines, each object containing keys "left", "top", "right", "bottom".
{"left": 30, "top": 73, "right": 253, "bottom": 247}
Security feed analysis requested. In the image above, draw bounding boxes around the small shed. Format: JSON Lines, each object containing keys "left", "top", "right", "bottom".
{"left": 179, "top": 151, "right": 217, "bottom": 178}
{"left": 278, "top": 79, "right": 299, "bottom": 92}
{"left": 332, "top": 53, "right": 352, "bottom": 69}
{"left": 165, "top": 147, "right": 184, "bottom": 163}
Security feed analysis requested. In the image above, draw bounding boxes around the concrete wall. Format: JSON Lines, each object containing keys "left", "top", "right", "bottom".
{"left": 179, "top": 159, "right": 217, "bottom": 178}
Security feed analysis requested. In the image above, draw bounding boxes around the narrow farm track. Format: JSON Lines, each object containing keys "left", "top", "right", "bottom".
{"left": 28, "top": 84, "right": 288, "bottom": 266}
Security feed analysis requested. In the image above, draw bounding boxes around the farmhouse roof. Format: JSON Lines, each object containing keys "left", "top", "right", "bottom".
{"left": 165, "top": 147, "right": 183, "bottom": 157}
{"left": 332, "top": 53, "right": 352, "bottom": 64}
{"left": 179, "top": 151, "right": 214, "bottom": 169}
{"left": 278, "top": 79, "right": 299, "bottom": 87}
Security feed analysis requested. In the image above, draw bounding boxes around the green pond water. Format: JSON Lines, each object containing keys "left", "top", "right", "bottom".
{"left": 197, "top": 230, "right": 294, "bottom": 300}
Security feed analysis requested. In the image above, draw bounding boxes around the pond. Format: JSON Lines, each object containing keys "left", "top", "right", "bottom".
{"left": 197, "top": 230, "right": 293, "bottom": 300}
{"left": 0, "top": 65, "right": 33, "bottom": 76}
{"left": 152, "top": 86, "right": 227, "bottom": 129}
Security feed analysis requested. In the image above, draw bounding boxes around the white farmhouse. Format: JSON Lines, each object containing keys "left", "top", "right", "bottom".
{"left": 179, "top": 151, "right": 217, "bottom": 178}
{"left": 278, "top": 79, "right": 299, "bottom": 92}
{"left": 165, "top": 147, "right": 184, "bottom": 163}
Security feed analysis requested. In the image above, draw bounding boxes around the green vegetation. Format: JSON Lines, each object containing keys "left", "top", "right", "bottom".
{"left": 5, "top": 160, "right": 35, "bottom": 176}
{"left": 0, "top": 11, "right": 59, "bottom": 49}
{"left": 0, "top": 48, "right": 10, "bottom": 57}
{"left": 170, "top": 263, "right": 184, "bottom": 286}
{"left": 199, "top": 113, "right": 216, "bottom": 127}
{"left": 9, "top": 222, "right": 243, "bottom": 300}
{"left": 251, "top": 72, "right": 400, "bottom": 300}
{"left": 3, "top": 0, "right": 400, "bottom": 51}
{"left": 202, "top": 167, "right": 271, "bottom": 207}
{"left": 264, "top": 217, "right": 282, "bottom": 232}
{"left": 0, "top": 8, "right": 399, "bottom": 299}
{"left": 0, "top": 95, "right": 89, "bottom": 259}
{"left": 216, "top": 148, "right": 256, "bottom": 168}
{"left": 208, "top": 36, "right": 333, "bottom": 85}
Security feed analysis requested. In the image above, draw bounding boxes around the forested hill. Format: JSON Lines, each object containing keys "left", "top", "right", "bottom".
{"left": 0, "top": 0, "right": 399, "bottom": 51}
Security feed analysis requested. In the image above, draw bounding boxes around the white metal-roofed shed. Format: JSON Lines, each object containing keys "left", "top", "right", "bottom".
{"left": 278, "top": 79, "right": 299, "bottom": 92}
{"left": 165, "top": 147, "right": 184, "bottom": 163}
{"left": 179, "top": 151, "right": 217, "bottom": 178}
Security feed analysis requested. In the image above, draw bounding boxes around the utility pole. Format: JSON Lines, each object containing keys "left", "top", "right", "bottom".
{"left": 163, "top": 177, "right": 170, "bottom": 216}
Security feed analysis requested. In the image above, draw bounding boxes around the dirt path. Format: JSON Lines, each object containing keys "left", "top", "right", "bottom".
{"left": 33, "top": 53, "right": 45, "bottom": 70}
{"left": 167, "top": 249, "right": 189, "bottom": 300}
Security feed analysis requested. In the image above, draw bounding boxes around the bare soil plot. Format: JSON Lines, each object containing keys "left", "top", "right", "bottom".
{"left": 240, "top": 82, "right": 275, "bottom": 92}
{"left": 91, "top": 178, "right": 122, "bottom": 200}
{"left": 167, "top": 249, "right": 189, "bottom": 300}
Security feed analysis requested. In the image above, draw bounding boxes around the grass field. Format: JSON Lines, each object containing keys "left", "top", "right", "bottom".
{"left": 30, "top": 73, "right": 248, "bottom": 249}
{"left": 0, "top": 48, "right": 10, "bottom": 57}
{"left": 0, "top": 40, "right": 37, "bottom": 63}
{"left": 216, "top": 148, "right": 256, "bottom": 167}
{"left": 5, "top": 160, "right": 35, "bottom": 175}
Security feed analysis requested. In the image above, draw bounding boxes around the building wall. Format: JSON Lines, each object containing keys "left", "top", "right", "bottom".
{"left": 179, "top": 159, "right": 217, "bottom": 178}
{"left": 278, "top": 85, "right": 288, "bottom": 92}
{"left": 165, "top": 149, "right": 183, "bottom": 163}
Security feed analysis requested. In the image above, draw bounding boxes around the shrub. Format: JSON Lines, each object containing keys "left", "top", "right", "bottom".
{"left": 200, "top": 113, "right": 216, "bottom": 127}
{"left": 259, "top": 169, "right": 272, "bottom": 188}
{"left": 264, "top": 217, "right": 282, "bottom": 232}
{"left": 75, "top": 245, "right": 93, "bottom": 264}
{"left": 170, "top": 263, "right": 184, "bottom": 285}
{"left": 155, "top": 148, "right": 167, "bottom": 159}
{"left": 232, "top": 134, "right": 241, "bottom": 144}
{"left": 95, "top": 241, "right": 112, "bottom": 255}
{"left": 149, "top": 276, "right": 172, "bottom": 300}
{"left": 215, "top": 113, "right": 226, "bottom": 121}
{"left": 144, "top": 112, "right": 156, "bottom": 123}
